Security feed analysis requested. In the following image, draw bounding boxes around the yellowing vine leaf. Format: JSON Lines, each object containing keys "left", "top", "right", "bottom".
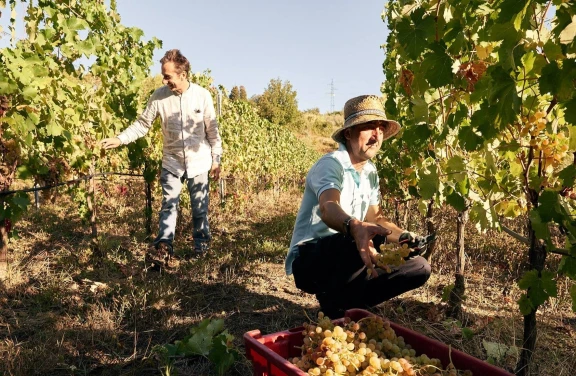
{"left": 559, "top": 15, "right": 576, "bottom": 45}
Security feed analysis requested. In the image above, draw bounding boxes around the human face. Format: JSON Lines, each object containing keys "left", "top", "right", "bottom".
{"left": 161, "top": 61, "right": 188, "bottom": 94}
{"left": 345, "top": 121, "right": 387, "bottom": 164}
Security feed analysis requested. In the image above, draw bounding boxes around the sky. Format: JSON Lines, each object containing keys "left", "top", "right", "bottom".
{"left": 115, "top": 0, "right": 390, "bottom": 113}
{"left": 0, "top": 0, "right": 391, "bottom": 113}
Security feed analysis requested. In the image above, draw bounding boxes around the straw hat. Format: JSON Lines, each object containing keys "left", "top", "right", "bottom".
{"left": 331, "top": 95, "right": 401, "bottom": 144}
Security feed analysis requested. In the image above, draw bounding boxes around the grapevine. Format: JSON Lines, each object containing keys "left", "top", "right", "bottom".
{"left": 292, "top": 312, "right": 473, "bottom": 376}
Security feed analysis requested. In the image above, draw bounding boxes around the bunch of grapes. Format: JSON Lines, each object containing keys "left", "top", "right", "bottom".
{"left": 291, "top": 312, "right": 473, "bottom": 376}
{"left": 373, "top": 243, "right": 412, "bottom": 274}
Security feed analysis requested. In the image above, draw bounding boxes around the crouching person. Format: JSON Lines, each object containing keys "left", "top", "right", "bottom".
{"left": 285, "top": 95, "right": 433, "bottom": 318}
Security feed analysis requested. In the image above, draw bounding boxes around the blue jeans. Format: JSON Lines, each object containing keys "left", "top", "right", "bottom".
{"left": 154, "top": 168, "right": 211, "bottom": 251}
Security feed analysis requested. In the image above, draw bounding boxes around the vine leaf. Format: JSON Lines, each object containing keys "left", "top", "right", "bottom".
{"left": 497, "top": 0, "right": 530, "bottom": 21}
{"left": 411, "top": 96, "right": 428, "bottom": 123}
{"left": 421, "top": 42, "right": 454, "bottom": 88}
{"left": 565, "top": 97, "right": 576, "bottom": 124}
{"left": 396, "top": 8, "right": 434, "bottom": 60}
{"left": 518, "top": 270, "right": 558, "bottom": 310}
{"left": 417, "top": 165, "right": 439, "bottom": 200}
{"left": 559, "top": 254, "right": 576, "bottom": 280}
{"left": 458, "top": 126, "right": 483, "bottom": 151}
{"left": 208, "top": 333, "right": 239, "bottom": 375}
{"left": 489, "top": 66, "right": 520, "bottom": 129}
{"left": 539, "top": 60, "right": 576, "bottom": 102}
{"left": 559, "top": 15, "right": 576, "bottom": 45}
{"left": 447, "top": 192, "right": 466, "bottom": 212}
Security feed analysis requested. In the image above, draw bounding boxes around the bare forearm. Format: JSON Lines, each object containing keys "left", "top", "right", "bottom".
{"left": 319, "top": 200, "right": 352, "bottom": 234}
{"left": 373, "top": 217, "right": 404, "bottom": 242}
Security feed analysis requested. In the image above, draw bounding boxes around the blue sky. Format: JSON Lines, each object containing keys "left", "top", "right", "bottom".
{"left": 116, "top": 0, "right": 390, "bottom": 113}
{"left": 1, "top": 1, "right": 390, "bottom": 113}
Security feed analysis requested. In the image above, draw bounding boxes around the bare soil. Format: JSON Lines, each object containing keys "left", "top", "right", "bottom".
{"left": 1, "top": 178, "right": 575, "bottom": 376}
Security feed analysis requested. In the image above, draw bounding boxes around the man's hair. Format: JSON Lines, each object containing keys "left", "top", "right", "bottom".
{"left": 160, "top": 49, "right": 190, "bottom": 77}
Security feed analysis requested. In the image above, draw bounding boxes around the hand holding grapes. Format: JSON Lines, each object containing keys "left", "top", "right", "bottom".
{"left": 371, "top": 232, "right": 437, "bottom": 275}
{"left": 349, "top": 219, "right": 392, "bottom": 279}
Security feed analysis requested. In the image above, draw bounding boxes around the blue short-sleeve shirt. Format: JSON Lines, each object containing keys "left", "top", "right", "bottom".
{"left": 285, "top": 143, "right": 380, "bottom": 275}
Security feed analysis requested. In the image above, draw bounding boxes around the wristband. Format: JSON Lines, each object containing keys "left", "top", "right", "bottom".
{"left": 343, "top": 216, "right": 355, "bottom": 236}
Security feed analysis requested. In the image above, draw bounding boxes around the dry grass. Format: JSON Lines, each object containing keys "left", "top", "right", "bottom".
{"left": 0, "top": 179, "right": 575, "bottom": 376}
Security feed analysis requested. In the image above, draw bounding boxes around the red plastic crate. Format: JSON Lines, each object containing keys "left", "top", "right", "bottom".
{"left": 244, "top": 308, "right": 513, "bottom": 376}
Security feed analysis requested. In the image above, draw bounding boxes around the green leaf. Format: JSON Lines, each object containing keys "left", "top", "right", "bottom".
{"left": 559, "top": 255, "right": 576, "bottom": 279}
{"left": 521, "top": 50, "right": 546, "bottom": 77}
{"left": 543, "top": 40, "right": 564, "bottom": 61}
{"left": 462, "top": 327, "right": 474, "bottom": 340}
{"left": 539, "top": 60, "right": 576, "bottom": 102}
{"left": 489, "top": 67, "right": 520, "bottom": 129}
{"left": 564, "top": 97, "right": 576, "bottom": 124}
{"left": 559, "top": 164, "right": 576, "bottom": 187}
{"left": 76, "top": 39, "right": 95, "bottom": 57}
{"left": 497, "top": 0, "right": 530, "bottom": 23}
{"left": 518, "top": 294, "right": 533, "bottom": 315}
{"left": 471, "top": 103, "right": 499, "bottom": 139}
{"left": 470, "top": 201, "right": 496, "bottom": 232}
{"left": 396, "top": 9, "right": 435, "bottom": 60}
{"left": 529, "top": 208, "right": 550, "bottom": 240}
{"left": 441, "top": 284, "right": 454, "bottom": 302}
{"left": 46, "top": 122, "right": 63, "bottom": 136}
{"left": 421, "top": 42, "right": 454, "bottom": 88}
{"left": 22, "top": 85, "right": 37, "bottom": 100}
{"left": 208, "top": 333, "right": 239, "bottom": 376}
{"left": 518, "top": 269, "right": 557, "bottom": 309}
{"left": 458, "top": 126, "right": 483, "bottom": 151}
{"left": 446, "top": 156, "right": 467, "bottom": 182}
{"left": 417, "top": 166, "right": 439, "bottom": 200}
{"left": 537, "top": 189, "right": 561, "bottom": 223}
{"left": 401, "top": 124, "right": 432, "bottom": 147}
{"left": 447, "top": 191, "right": 467, "bottom": 211}
{"left": 411, "top": 96, "right": 428, "bottom": 123}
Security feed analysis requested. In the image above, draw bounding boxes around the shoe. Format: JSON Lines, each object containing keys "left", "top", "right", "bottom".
{"left": 145, "top": 242, "right": 174, "bottom": 270}
{"left": 193, "top": 242, "right": 209, "bottom": 258}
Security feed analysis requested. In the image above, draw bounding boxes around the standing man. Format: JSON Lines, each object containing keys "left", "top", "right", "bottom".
{"left": 285, "top": 95, "right": 433, "bottom": 318}
{"left": 101, "top": 49, "right": 222, "bottom": 268}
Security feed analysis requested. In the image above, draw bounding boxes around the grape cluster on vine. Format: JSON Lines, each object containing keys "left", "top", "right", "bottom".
{"left": 291, "top": 312, "right": 472, "bottom": 376}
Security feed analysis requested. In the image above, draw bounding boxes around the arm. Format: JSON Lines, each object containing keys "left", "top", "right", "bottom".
{"left": 364, "top": 205, "right": 404, "bottom": 242}
{"left": 365, "top": 204, "right": 435, "bottom": 252}
{"left": 203, "top": 91, "right": 222, "bottom": 179}
{"left": 318, "top": 189, "right": 391, "bottom": 278}
{"left": 101, "top": 92, "right": 159, "bottom": 149}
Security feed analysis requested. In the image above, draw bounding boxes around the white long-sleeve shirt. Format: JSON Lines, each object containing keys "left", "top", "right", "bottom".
{"left": 117, "top": 82, "right": 222, "bottom": 178}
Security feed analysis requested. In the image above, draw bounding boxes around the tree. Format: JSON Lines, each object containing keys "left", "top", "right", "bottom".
{"left": 229, "top": 86, "right": 240, "bottom": 101}
{"left": 239, "top": 86, "right": 247, "bottom": 101}
{"left": 256, "top": 78, "right": 299, "bottom": 126}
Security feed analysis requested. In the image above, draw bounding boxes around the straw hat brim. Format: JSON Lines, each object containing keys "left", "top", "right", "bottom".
{"left": 331, "top": 115, "right": 401, "bottom": 144}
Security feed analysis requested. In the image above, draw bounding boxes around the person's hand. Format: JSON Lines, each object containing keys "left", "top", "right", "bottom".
{"left": 100, "top": 137, "right": 122, "bottom": 149}
{"left": 399, "top": 231, "right": 436, "bottom": 254}
{"left": 350, "top": 220, "right": 392, "bottom": 278}
{"left": 210, "top": 163, "right": 221, "bottom": 180}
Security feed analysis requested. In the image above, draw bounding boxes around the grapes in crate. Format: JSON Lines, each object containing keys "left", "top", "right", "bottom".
{"left": 291, "top": 311, "right": 473, "bottom": 376}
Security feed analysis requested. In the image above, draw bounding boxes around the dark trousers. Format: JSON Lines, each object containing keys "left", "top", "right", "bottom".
{"left": 292, "top": 233, "right": 431, "bottom": 316}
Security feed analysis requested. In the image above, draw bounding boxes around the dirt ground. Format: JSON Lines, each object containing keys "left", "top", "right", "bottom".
{"left": 1, "top": 178, "right": 575, "bottom": 376}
